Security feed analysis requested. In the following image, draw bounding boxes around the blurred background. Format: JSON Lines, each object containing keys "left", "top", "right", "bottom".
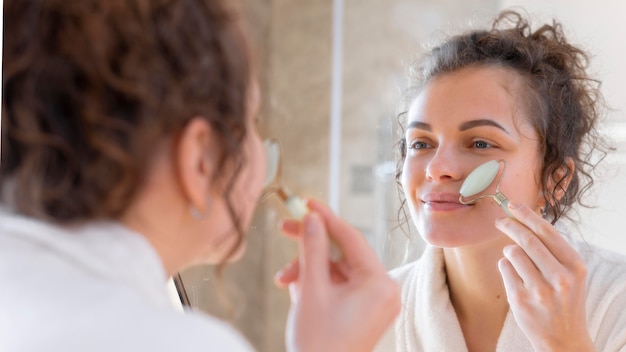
{"left": 178, "top": 1, "right": 626, "bottom": 351}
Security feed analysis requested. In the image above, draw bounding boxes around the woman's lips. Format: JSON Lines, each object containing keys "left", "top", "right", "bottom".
{"left": 421, "top": 192, "right": 471, "bottom": 211}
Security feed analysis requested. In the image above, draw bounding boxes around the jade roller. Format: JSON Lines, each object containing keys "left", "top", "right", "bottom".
{"left": 458, "top": 159, "right": 514, "bottom": 218}
{"left": 263, "top": 139, "right": 342, "bottom": 260}
{"left": 264, "top": 139, "right": 309, "bottom": 219}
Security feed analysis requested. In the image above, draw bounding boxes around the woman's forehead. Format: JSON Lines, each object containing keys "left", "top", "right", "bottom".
{"left": 407, "top": 66, "right": 534, "bottom": 130}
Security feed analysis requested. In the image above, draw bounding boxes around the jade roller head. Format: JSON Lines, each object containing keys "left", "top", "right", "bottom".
{"left": 458, "top": 159, "right": 514, "bottom": 218}
{"left": 263, "top": 139, "right": 308, "bottom": 219}
{"left": 263, "top": 139, "right": 342, "bottom": 260}
{"left": 264, "top": 139, "right": 280, "bottom": 189}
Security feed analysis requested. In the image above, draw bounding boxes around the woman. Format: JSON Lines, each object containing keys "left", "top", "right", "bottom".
{"left": 375, "top": 10, "right": 626, "bottom": 352}
{"left": 0, "top": 0, "right": 399, "bottom": 351}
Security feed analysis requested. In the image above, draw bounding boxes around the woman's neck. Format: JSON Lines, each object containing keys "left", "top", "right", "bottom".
{"left": 443, "top": 236, "right": 514, "bottom": 350}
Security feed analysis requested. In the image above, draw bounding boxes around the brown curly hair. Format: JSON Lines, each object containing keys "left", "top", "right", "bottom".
{"left": 2, "top": 0, "right": 252, "bottom": 234}
{"left": 396, "top": 10, "right": 607, "bottom": 225}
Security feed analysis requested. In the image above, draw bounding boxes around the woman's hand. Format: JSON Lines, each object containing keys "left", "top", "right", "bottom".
{"left": 274, "top": 198, "right": 400, "bottom": 352}
{"left": 496, "top": 201, "right": 595, "bottom": 352}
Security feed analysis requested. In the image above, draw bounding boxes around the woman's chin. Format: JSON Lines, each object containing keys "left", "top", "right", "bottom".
{"left": 419, "top": 227, "right": 478, "bottom": 248}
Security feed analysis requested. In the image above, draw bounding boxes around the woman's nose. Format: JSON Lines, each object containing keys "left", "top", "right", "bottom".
{"left": 425, "top": 149, "right": 463, "bottom": 183}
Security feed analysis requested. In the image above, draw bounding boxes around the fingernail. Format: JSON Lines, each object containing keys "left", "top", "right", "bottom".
{"left": 274, "top": 268, "right": 285, "bottom": 281}
{"left": 495, "top": 218, "right": 514, "bottom": 232}
{"left": 304, "top": 213, "right": 319, "bottom": 235}
{"left": 280, "top": 219, "right": 298, "bottom": 233}
{"left": 275, "top": 260, "right": 294, "bottom": 278}
{"left": 502, "top": 244, "right": 515, "bottom": 255}
{"left": 274, "top": 270, "right": 289, "bottom": 287}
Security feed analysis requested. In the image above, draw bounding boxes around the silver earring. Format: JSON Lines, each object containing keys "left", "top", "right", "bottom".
{"left": 190, "top": 197, "right": 212, "bottom": 220}
{"left": 541, "top": 205, "right": 549, "bottom": 217}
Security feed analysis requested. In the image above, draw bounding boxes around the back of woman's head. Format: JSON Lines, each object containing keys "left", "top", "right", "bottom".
{"left": 399, "top": 9, "right": 606, "bottom": 224}
{"left": 2, "top": 0, "right": 252, "bottom": 223}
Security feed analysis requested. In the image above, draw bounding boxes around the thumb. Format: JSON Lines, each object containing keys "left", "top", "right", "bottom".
{"left": 299, "top": 211, "right": 330, "bottom": 287}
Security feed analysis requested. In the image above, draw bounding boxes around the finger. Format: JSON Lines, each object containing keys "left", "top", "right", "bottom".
{"left": 502, "top": 244, "right": 548, "bottom": 287}
{"left": 299, "top": 211, "right": 330, "bottom": 287}
{"left": 498, "top": 256, "right": 524, "bottom": 299}
{"left": 274, "top": 258, "right": 300, "bottom": 288}
{"left": 496, "top": 217, "right": 563, "bottom": 277}
{"left": 505, "top": 201, "right": 583, "bottom": 267}
{"left": 280, "top": 219, "right": 303, "bottom": 239}
{"left": 305, "top": 198, "right": 380, "bottom": 272}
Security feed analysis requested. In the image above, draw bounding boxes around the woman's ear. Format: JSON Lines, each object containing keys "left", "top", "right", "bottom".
{"left": 175, "top": 117, "right": 220, "bottom": 214}
{"left": 549, "top": 157, "right": 575, "bottom": 203}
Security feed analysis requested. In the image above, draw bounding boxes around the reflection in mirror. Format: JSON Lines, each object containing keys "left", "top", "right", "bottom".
{"left": 261, "top": 139, "right": 309, "bottom": 220}
{"left": 172, "top": 1, "right": 626, "bottom": 351}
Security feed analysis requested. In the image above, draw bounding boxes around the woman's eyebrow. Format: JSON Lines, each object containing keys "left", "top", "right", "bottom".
{"left": 406, "top": 121, "right": 432, "bottom": 131}
{"left": 406, "top": 119, "right": 509, "bottom": 134}
{"left": 458, "top": 119, "right": 510, "bottom": 134}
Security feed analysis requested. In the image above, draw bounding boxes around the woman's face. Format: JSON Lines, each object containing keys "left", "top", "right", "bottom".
{"left": 402, "top": 66, "right": 545, "bottom": 248}
{"left": 230, "top": 79, "right": 266, "bottom": 232}
{"left": 200, "top": 79, "right": 266, "bottom": 263}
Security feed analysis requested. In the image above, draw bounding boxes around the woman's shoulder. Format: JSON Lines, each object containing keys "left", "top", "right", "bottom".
{"left": 574, "top": 240, "right": 626, "bottom": 282}
{"left": 72, "top": 297, "right": 255, "bottom": 351}
{"left": 573, "top": 241, "right": 626, "bottom": 350}
{"left": 578, "top": 242, "right": 626, "bottom": 305}
{"left": 95, "top": 287, "right": 255, "bottom": 351}
{"left": 561, "top": 239, "right": 626, "bottom": 302}
{"left": 150, "top": 309, "right": 255, "bottom": 351}
{"left": 0, "top": 289, "right": 255, "bottom": 352}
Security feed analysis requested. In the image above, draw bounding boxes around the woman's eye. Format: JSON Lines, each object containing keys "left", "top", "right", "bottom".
{"left": 408, "top": 140, "right": 430, "bottom": 150}
{"left": 472, "top": 140, "right": 492, "bottom": 149}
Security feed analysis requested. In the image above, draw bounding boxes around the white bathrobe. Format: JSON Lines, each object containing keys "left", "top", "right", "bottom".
{"left": 0, "top": 209, "right": 254, "bottom": 352}
{"left": 376, "top": 240, "right": 626, "bottom": 351}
